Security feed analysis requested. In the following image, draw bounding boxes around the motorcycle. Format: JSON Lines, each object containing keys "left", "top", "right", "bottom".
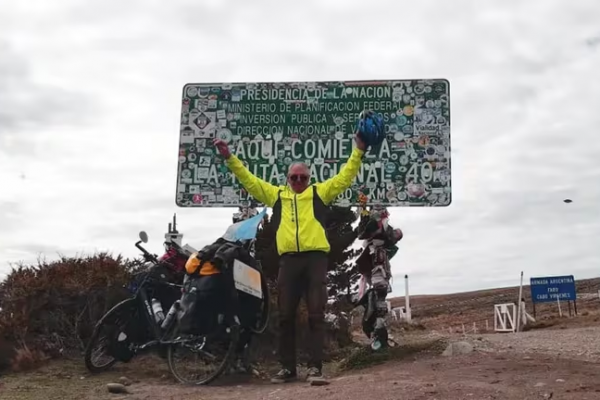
{"left": 353, "top": 197, "right": 403, "bottom": 351}
{"left": 84, "top": 218, "right": 194, "bottom": 373}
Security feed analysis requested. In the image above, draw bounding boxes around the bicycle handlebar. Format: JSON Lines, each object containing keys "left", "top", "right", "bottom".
{"left": 135, "top": 241, "right": 160, "bottom": 264}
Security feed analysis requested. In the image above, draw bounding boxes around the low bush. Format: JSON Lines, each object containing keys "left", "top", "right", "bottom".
{"left": 0, "top": 253, "right": 141, "bottom": 372}
{"left": 0, "top": 252, "right": 355, "bottom": 373}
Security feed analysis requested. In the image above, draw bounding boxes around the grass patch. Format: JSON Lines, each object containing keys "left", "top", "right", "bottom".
{"left": 521, "top": 319, "right": 559, "bottom": 332}
{"left": 0, "top": 354, "right": 175, "bottom": 400}
{"left": 337, "top": 338, "right": 447, "bottom": 372}
{"left": 389, "top": 321, "right": 427, "bottom": 332}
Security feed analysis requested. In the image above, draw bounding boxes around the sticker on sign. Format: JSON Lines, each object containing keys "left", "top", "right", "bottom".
{"left": 175, "top": 79, "right": 451, "bottom": 207}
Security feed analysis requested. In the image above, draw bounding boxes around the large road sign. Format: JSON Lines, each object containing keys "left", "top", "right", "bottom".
{"left": 530, "top": 275, "right": 577, "bottom": 303}
{"left": 175, "top": 79, "right": 451, "bottom": 207}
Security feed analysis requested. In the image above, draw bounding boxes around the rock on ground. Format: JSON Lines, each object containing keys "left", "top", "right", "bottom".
{"left": 442, "top": 341, "right": 474, "bottom": 356}
{"left": 107, "top": 383, "right": 129, "bottom": 394}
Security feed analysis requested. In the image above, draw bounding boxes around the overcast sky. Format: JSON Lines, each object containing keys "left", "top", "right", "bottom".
{"left": 1, "top": 0, "right": 599, "bottom": 296}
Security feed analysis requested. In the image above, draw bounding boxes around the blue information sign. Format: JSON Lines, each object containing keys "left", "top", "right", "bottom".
{"left": 530, "top": 275, "right": 576, "bottom": 303}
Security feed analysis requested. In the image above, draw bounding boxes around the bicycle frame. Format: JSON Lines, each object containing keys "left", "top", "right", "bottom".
{"left": 124, "top": 240, "right": 185, "bottom": 352}
{"left": 132, "top": 281, "right": 182, "bottom": 351}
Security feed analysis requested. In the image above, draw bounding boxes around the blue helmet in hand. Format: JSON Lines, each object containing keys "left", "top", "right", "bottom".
{"left": 356, "top": 110, "right": 385, "bottom": 148}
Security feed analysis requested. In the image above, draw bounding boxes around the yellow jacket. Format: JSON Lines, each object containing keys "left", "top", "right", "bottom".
{"left": 226, "top": 148, "right": 365, "bottom": 255}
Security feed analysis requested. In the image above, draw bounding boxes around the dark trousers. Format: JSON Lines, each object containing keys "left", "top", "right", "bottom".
{"left": 277, "top": 251, "right": 328, "bottom": 371}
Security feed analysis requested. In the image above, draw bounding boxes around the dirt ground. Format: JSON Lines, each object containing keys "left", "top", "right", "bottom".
{"left": 3, "top": 326, "right": 600, "bottom": 400}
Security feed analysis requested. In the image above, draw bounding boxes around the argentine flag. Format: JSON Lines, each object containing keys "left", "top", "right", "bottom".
{"left": 221, "top": 208, "right": 268, "bottom": 242}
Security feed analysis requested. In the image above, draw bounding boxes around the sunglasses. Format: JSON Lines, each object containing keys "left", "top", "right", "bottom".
{"left": 289, "top": 174, "right": 309, "bottom": 183}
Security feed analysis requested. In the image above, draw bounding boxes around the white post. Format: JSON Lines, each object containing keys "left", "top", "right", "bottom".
{"left": 520, "top": 302, "right": 530, "bottom": 326}
{"left": 404, "top": 274, "right": 411, "bottom": 323}
{"left": 486, "top": 319, "right": 489, "bottom": 331}
{"left": 462, "top": 324, "right": 465, "bottom": 335}
{"left": 494, "top": 307, "right": 498, "bottom": 331}
{"left": 473, "top": 322, "right": 477, "bottom": 334}
{"left": 515, "top": 271, "right": 524, "bottom": 333}
{"left": 557, "top": 297, "right": 562, "bottom": 317}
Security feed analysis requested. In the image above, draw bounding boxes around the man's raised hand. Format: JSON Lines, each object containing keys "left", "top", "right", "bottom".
{"left": 354, "top": 132, "right": 367, "bottom": 151}
{"left": 213, "top": 138, "right": 231, "bottom": 159}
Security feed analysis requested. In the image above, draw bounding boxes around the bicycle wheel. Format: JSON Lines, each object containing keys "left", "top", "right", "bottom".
{"left": 84, "top": 298, "right": 138, "bottom": 373}
{"left": 167, "top": 323, "right": 239, "bottom": 385}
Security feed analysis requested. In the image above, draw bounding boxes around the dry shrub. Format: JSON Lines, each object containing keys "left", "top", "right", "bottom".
{"left": 10, "top": 344, "right": 50, "bottom": 372}
{"left": 0, "top": 337, "right": 15, "bottom": 371}
{"left": 0, "top": 252, "right": 142, "bottom": 372}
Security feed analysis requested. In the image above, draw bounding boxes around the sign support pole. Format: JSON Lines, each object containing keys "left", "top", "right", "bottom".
{"left": 404, "top": 274, "right": 411, "bottom": 323}
{"left": 515, "top": 271, "right": 524, "bottom": 333}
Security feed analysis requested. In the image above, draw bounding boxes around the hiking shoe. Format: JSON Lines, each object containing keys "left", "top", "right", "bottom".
{"left": 270, "top": 368, "right": 297, "bottom": 384}
{"left": 306, "top": 367, "right": 325, "bottom": 383}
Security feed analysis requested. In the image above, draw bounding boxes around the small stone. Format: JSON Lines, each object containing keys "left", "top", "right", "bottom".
{"left": 542, "top": 393, "right": 553, "bottom": 399}
{"left": 534, "top": 382, "right": 546, "bottom": 388}
{"left": 107, "top": 383, "right": 129, "bottom": 394}
{"left": 118, "top": 376, "right": 132, "bottom": 386}
{"left": 556, "top": 379, "right": 565, "bottom": 383}
{"left": 523, "top": 356, "right": 532, "bottom": 360}
{"left": 442, "top": 341, "right": 474, "bottom": 357}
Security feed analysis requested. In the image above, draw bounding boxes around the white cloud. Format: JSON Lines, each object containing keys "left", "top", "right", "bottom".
{"left": 1, "top": 0, "right": 599, "bottom": 296}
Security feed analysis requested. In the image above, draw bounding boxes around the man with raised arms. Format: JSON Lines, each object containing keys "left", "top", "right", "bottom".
{"left": 213, "top": 132, "right": 366, "bottom": 384}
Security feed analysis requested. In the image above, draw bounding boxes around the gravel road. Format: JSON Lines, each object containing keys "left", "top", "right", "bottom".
{"left": 475, "top": 326, "right": 600, "bottom": 361}
{"left": 6, "top": 327, "right": 600, "bottom": 400}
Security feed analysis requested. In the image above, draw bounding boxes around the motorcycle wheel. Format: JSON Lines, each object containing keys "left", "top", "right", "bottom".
{"left": 84, "top": 298, "right": 138, "bottom": 373}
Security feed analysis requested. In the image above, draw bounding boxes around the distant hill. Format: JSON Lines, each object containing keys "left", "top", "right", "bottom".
{"left": 388, "top": 278, "right": 600, "bottom": 332}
